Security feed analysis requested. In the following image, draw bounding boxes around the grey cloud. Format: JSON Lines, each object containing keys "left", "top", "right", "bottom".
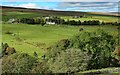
{"left": 59, "top": 2, "right": 118, "bottom": 8}
{"left": 56, "top": 2, "right": 118, "bottom": 12}
{"left": 2, "top": 0, "right": 120, "bottom": 2}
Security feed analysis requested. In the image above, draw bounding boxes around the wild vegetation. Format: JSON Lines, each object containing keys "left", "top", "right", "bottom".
{"left": 1, "top": 29, "right": 120, "bottom": 74}
{"left": 1, "top": 6, "right": 120, "bottom": 74}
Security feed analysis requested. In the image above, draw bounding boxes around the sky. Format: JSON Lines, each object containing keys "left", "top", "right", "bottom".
{"left": 1, "top": 1, "right": 119, "bottom": 12}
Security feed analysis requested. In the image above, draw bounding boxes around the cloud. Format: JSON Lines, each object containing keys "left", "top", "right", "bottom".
{"left": 17, "top": 3, "right": 38, "bottom": 8}
{"left": 1, "top": 0, "right": 120, "bottom": 2}
{"left": 2, "top": 2, "right": 118, "bottom": 12}
{"left": 57, "top": 2, "right": 118, "bottom": 12}
{"left": 2, "top": 3, "right": 51, "bottom": 10}
{"left": 59, "top": 2, "right": 117, "bottom": 8}
{"left": 2, "top": 3, "right": 38, "bottom": 8}
{"left": 59, "top": 0, "right": 119, "bottom": 2}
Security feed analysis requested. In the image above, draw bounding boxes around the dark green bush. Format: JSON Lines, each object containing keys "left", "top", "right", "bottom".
{"left": 69, "top": 29, "right": 116, "bottom": 69}
{"left": 2, "top": 53, "right": 50, "bottom": 73}
{"left": 2, "top": 53, "right": 37, "bottom": 73}
{"left": 47, "top": 39, "right": 70, "bottom": 59}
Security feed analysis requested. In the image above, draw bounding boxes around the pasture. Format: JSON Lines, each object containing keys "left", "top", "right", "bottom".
{"left": 2, "top": 23, "right": 118, "bottom": 57}
{"left": 2, "top": 11, "right": 118, "bottom": 23}
{"left": 61, "top": 15, "right": 118, "bottom": 22}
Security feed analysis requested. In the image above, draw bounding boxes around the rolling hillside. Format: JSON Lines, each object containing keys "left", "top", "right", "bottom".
{"left": 1, "top": 6, "right": 118, "bottom": 17}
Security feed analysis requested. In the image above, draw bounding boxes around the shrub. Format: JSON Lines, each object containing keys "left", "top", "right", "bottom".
{"left": 1, "top": 43, "right": 16, "bottom": 57}
{"left": 113, "top": 46, "right": 120, "bottom": 64}
{"left": 79, "top": 28, "right": 84, "bottom": 31}
{"left": 2, "top": 53, "right": 37, "bottom": 73}
{"left": 5, "top": 47, "right": 16, "bottom": 55}
{"left": 47, "top": 39, "right": 70, "bottom": 58}
{"left": 47, "top": 48, "right": 91, "bottom": 73}
{"left": 31, "top": 61, "right": 51, "bottom": 73}
{"left": 2, "top": 52, "right": 51, "bottom": 74}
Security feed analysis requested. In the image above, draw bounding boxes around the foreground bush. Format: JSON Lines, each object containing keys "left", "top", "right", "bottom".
{"left": 2, "top": 53, "right": 36, "bottom": 73}
{"left": 31, "top": 61, "right": 51, "bottom": 73}
{"left": 2, "top": 53, "right": 50, "bottom": 73}
{"left": 48, "top": 48, "right": 91, "bottom": 73}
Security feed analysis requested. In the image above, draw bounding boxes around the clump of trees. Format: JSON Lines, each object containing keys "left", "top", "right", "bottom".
{"left": 69, "top": 29, "right": 117, "bottom": 69}
{"left": 45, "top": 17, "right": 100, "bottom": 26}
{"left": 101, "top": 21, "right": 120, "bottom": 26}
{"left": 82, "top": 20, "right": 100, "bottom": 25}
{"left": 46, "top": 16, "right": 65, "bottom": 25}
{"left": 19, "top": 18, "right": 46, "bottom": 26}
{"left": 10, "top": 16, "right": 119, "bottom": 26}
{"left": 46, "top": 29, "right": 118, "bottom": 73}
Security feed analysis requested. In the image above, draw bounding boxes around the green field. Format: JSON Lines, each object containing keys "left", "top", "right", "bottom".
{"left": 2, "top": 10, "right": 118, "bottom": 22}
{"left": 2, "top": 24, "right": 118, "bottom": 57}
{"left": 61, "top": 16, "right": 118, "bottom": 22}
{"left": 2, "top": 24, "right": 79, "bottom": 57}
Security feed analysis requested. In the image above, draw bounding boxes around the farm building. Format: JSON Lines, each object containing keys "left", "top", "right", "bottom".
{"left": 46, "top": 22, "right": 55, "bottom": 25}
{"left": 8, "top": 18, "right": 16, "bottom": 23}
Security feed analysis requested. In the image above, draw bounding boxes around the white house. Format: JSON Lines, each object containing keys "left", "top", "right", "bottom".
{"left": 45, "top": 17, "right": 50, "bottom": 19}
{"left": 8, "top": 18, "right": 16, "bottom": 23}
{"left": 46, "top": 22, "right": 55, "bottom": 25}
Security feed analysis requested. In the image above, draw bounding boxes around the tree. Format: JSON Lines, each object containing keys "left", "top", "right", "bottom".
{"left": 77, "top": 20, "right": 81, "bottom": 25}
{"left": 41, "top": 19, "right": 46, "bottom": 26}
{"left": 69, "top": 29, "right": 115, "bottom": 69}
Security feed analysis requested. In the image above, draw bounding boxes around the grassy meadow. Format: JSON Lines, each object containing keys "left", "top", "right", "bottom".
{"left": 2, "top": 23, "right": 118, "bottom": 57}
{"left": 2, "top": 24, "right": 79, "bottom": 57}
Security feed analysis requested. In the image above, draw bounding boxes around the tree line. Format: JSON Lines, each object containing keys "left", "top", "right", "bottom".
{"left": 13, "top": 17, "right": 120, "bottom": 26}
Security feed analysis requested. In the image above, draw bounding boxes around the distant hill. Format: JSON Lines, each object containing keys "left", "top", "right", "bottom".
{"left": 1, "top": 6, "right": 118, "bottom": 17}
